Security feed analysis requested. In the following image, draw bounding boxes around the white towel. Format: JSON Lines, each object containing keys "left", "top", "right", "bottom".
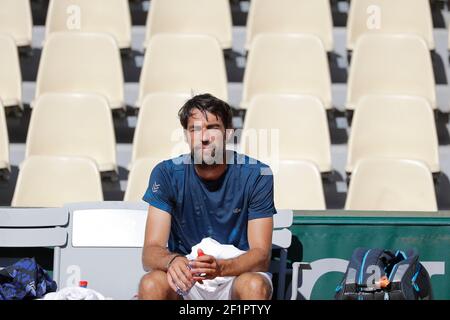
{"left": 41, "top": 287, "right": 108, "bottom": 300}
{"left": 186, "top": 238, "right": 246, "bottom": 292}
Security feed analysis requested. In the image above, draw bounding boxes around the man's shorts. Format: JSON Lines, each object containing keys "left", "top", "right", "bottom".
{"left": 183, "top": 272, "right": 273, "bottom": 300}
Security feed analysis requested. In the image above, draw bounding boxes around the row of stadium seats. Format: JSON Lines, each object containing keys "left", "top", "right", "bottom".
{"left": 241, "top": 94, "right": 440, "bottom": 174}
{"left": 0, "top": 31, "right": 438, "bottom": 111}
{"left": 0, "top": 0, "right": 446, "bottom": 211}
{"left": 0, "top": 92, "right": 440, "bottom": 211}
{"left": 242, "top": 32, "right": 436, "bottom": 111}
{"left": 8, "top": 154, "right": 438, "bottom": 212}
{"left": 0, "top": 92, "right": 440, "bottom": 180}
{"left": 0, "top": 0, "right": 438, "bottom": 52}
{"left": 0, "top": 31, "right": 226, "bottom": 110}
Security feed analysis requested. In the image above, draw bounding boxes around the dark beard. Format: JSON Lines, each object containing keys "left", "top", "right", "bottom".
{"left": 191, "top": 146, "right": 226, "bottom": 166}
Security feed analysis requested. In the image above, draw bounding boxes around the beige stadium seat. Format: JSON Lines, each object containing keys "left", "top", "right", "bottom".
{"left": 0, "top": 0, "right": 32, "bottom": 46}
{"left": 241, "top": 34, "right": 331, "bottom": 110}
{"left": 45, "top": 0, "right": 132, "bottom": 49}
{"left": 347, "top": 0, "right": 434, "bottom": 51}
{"left": 131, "top": 93, "right": 191, "bottom": 166}
{"left": 124, "top": 158, "right": 161, "bottom": 202}
{"left": 144, "top": 0, "right": 232, "bottom": 50}
{"left": 241, "top": 94, "right": 331, "bottom": 172}
{"left": 263, "top": 159, "right": 325, "bottom": 210}
{"left": 347, "top": 95, "right": 439, "bottom": 174}
{"left": 26, "top": 93, "right": 117, "bottom": 173}
{"left": 345, "top": 158, "right": 437, "bottom": 212}
{"left": 346, "top": 34, "right": 435, "bottom": 111}
{"left": 137, "top": 34, "right": 228, "bottom": 108}
{"left": 448, "top": 23, "right": 450, "bottom": 50}
{"left": 12, "top": 156, "right": 104, "bottom": 208}
{"left": 246, "top": 0, "right": 333, "bottom": 51}
{"left": 0, "top": 35, "right": 22, "bottom": 108}
{"left": 35, "top": 32, "right": 124, "bottom": 110}
{"left": 448, "top": 24, "right": 450, "bottom": 50}
{"left": 0, "top": 100, "right": 9, "bottom": 173}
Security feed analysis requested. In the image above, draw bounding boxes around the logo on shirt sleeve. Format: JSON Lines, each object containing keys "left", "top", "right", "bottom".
{"left": 152, "top": 182, "right": 160, "bottom": 193}
{"left": 233, "top": 208, "right": 241, "bottom": 214}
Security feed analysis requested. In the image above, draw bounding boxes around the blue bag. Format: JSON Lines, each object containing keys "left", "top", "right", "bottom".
{"left": 335, "top": 248, "right": 433, "bottom": 300}
{"left": 0, "top": 257, "right": 57, "bottom": 300}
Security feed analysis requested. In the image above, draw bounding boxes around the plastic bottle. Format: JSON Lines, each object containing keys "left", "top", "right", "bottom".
{"left": 196, "top": 249, "right": 207, "bottom": 277}
{"left": 175, "top": 264, "right": 194, "bottom": 297}
{"left": 176, "top": 249, "right": 205, "bottom": 296}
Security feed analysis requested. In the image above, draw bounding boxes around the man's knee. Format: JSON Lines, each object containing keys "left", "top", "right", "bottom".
{"left": 245, "top": 273, "right": 272, "bottom": 298}
{"left": 232, "top": 273, "right": 272, "bottom": 300}
{"left": 139, "top": 270, "right": 175, "bottom": 300}
{"left": 139, "top": 271, "right": 164, "bottom": 292}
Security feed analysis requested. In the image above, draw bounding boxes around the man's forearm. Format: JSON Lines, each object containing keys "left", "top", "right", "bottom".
{"left": 142, "top": 245, "right": 180, "bottom": 272}
{"left": 217, "top": 248, "right": 271, "bottom": 277}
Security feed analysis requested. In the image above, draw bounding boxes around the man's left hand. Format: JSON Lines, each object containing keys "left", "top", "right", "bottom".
{"left": 189, "top": 254, "right": 221, "bottom": 281}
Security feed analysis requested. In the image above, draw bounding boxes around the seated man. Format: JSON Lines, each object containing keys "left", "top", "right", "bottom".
{"left": 138, "top": 94, "right": 276, "bottom": 300}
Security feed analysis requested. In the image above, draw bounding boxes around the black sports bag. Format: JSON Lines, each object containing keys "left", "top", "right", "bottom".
{"left": 335, "top": 248, "right": 433, "bottom": 300}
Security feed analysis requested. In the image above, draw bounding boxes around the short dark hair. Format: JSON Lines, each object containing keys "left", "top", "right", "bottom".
{"left": 178, "top": 94, "right": 233, "bottom": 130}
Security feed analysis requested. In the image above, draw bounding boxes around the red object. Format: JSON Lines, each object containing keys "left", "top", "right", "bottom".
{"left": 379, "top": 276, "right": 390, "bottom": 289}
{"left": 196, "top": 248, "right": 207, "bottom": 278}
{"left": 79, "top": 281, "right": 88, "bottom": 288}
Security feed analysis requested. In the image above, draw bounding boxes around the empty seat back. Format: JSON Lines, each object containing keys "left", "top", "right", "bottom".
{"left": 345, "top": 158, "right": 437, "bottom": 212}
{"left": 26, "top": 93, "right": 117, "bottom": 172}
{"left": 347, "top": 0, "right": 434, "bottom": 50}
{"left": 0, "top": 34, "right": 22, "bottom": 107}
{"left": 242, "top": 34, "right": 331, "bottom": 110}
{"left": 35, "top": 32, "right": 124, "bottom": 109}
{"left": 246, "top": 0, "right": 333, "bottom": 51}
{"left": 12, "top": 156, "right": 103, "bottom": 208}
{"left": 347, "top": 34, "right": 435, "bottom": 110}
{"left": 145, "top": 0, "right": 232, "bottom": 49}
{"left": 0, "top": 0, "right": 32, "bottom": 46}
{"left": 45, "top": 0, "right": 132, "bottom": 49}
{"left": 137, "top": 34, "right": 228, "bottom": 107}
{"left": 347, "top": 95, "right": 439, "bottom": 173}
{"left": 241, "top": 94, "right": 331, "bottom": 172}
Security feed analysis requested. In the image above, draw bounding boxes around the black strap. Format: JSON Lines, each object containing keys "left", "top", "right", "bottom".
{"left": 166, "top": 254, "right": 184, "bottom": 270}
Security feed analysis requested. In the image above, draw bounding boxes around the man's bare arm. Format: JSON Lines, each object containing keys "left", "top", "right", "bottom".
{"left": 142, "top": 205, "right": 176, "bottom": 272}
{"left": 218, "top": 217, "right": 273, "bottom": 276}
{"left": 142, "top": 205, "right": 194, "bottom": 292}
{"left": 190, "top": 217, "right": 273, "bottom": 278}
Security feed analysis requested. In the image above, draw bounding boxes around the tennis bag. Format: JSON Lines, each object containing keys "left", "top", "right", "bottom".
{"left": 335, "top": 248, "right": 432, "bottom": 300}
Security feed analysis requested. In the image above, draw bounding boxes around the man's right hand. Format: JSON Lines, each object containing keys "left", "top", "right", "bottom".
{"left": 166, "top": 256, "right": 194, "bottom": 294}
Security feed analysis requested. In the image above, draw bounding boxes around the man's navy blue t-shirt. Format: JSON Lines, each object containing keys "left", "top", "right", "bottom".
{"left": 142, "top": 152, "right": 277, "bottom": 255}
